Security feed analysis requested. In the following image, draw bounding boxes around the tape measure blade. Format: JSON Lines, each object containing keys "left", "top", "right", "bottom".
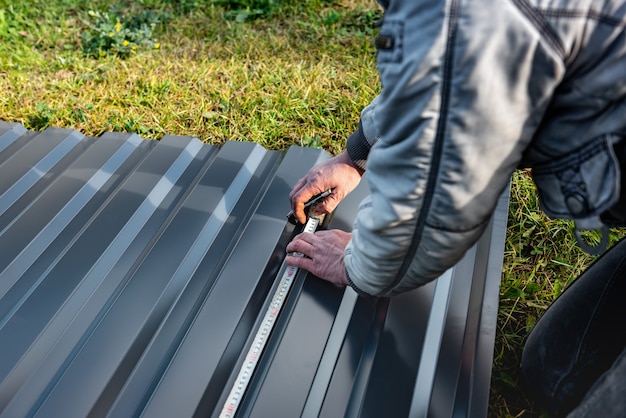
{"left": 219, "top": 216, "right": 320, "bottom": 417}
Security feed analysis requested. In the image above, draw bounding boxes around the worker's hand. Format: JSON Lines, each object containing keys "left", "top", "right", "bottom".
{"left": 285, "top": 229, "right": 351, "bottom": 287}
{"left": 289, "top": 151, "right": 363, "bottom": 224}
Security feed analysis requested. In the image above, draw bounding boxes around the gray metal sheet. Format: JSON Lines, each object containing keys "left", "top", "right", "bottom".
{"left": 0, "top": 122, "right": 507, "bottom": 417}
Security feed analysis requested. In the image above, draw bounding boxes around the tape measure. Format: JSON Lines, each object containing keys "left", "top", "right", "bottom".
{"left": 219, "top": 214, "right": 322, "bottom": 418}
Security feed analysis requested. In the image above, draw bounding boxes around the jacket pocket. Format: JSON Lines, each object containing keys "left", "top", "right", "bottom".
{"left": 375, "top": 19, "right": 403, "bottom": 65}
{"left": 532, "top": 134, "right": 620, "bottom": 226}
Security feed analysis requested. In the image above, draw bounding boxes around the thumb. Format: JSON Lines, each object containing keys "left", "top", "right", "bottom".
{"left": 313, "top": 194, "right": 341, "bottom": 216}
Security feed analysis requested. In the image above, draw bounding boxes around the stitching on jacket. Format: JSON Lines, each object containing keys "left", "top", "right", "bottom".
{"left": 384, "top": 0, "right": 461, "bottom": 295}
{"left": 538, "top": 8, "right": 626, "bottom": 27}
{"left": 511, "top": 0, "right": 565, "bottom": 58}
{"left": 532, "top": 135, "right": 610, "bottom": 174}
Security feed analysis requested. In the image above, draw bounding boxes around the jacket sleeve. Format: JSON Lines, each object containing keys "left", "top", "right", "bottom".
{"left": 343, "top": 0, "right": 564, "bottom": 297}
{"left": 346, "top": 95, "right": 382, "bottom": 171}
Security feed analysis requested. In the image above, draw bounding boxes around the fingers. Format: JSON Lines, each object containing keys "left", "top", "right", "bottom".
{"left": 312, "top": 193, "right": 341, "bottom": 216}
{"left": 288, "top": 176, "right": 307, "bottom": 201}
{"left": 285, "top": 232, "right": 313, "bottom": 255}
{"left": 290, "top": 185, "right": 327, "bottom": 224}
{"left": 288, "top": 152, "right": 363, "bottom": 224}
{"left": 285, "top": 252, "right": 313, "bottom": 271}
{"left": 289, "top": 182, "right": 319, "bottom": 224}
{"left": 285, "top": 230, "right": 351, "bottom": 287}
{"left": 292, "top": 200, "right": 307, "bottom": 224}
{"left": 285, "top": 233, "right": 315, "bottom": 270}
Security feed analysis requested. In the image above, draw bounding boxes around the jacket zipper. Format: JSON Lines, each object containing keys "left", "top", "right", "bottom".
{"left": 384, "top": 0, "right": 461, "bottom": 294}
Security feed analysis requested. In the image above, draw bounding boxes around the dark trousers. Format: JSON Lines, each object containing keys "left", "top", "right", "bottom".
{"left": 521, "top": 237, "right": 626, "bottom": 417}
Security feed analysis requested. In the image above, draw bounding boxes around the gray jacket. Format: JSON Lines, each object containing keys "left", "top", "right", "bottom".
{"left": 343, "top": 0, "right": 626, "bottom": 297}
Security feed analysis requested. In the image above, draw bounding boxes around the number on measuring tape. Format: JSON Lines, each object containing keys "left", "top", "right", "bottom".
{"left": 219, "top": 216, "right": 321, "bottom": 418}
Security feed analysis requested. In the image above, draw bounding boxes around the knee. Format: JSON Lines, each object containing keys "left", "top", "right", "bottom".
{"left": 521, "top": 328, "right": 552, "bottom": 408}
{"left": 521, "top": 318, "right": 575, "bottom": 416}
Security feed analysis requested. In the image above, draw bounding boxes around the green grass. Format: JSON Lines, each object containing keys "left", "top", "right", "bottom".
{"left": 1, "top": 1, "right": 622, "bottom": 416}
{"left": 494, "top": 170, "right": 624, "bottom": 417}
{"left": 0, "top": 0, "right": 379, "bottom": 154}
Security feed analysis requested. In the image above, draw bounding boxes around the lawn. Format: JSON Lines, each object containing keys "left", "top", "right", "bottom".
{"left": 0, "top": 0, "right": 619, "bottom": 416}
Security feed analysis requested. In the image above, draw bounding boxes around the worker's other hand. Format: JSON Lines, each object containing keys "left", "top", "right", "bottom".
{"left": 289, "top": 151, "right": 363, "bottom": 224}
{"left": 285, "top": 229, "right": 351, "bottom": 287}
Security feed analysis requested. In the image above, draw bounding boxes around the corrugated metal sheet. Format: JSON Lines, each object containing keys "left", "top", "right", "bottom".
{"left": 0, "top": 122, "right": 508, "bottom": 418}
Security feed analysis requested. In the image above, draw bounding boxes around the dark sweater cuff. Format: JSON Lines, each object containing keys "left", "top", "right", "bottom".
{"left": 346, "top": 121, "right": 371, "bottom": 171}
{"left": 345, "top": 264, "right": 373, "bottom": 297}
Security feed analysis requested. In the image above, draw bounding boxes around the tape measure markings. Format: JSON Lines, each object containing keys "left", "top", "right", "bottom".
{"left": 220, "top": 215, "right": 321, "bottom": 418}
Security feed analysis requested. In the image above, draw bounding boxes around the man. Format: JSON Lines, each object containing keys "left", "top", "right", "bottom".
{"left": 286, "top": 0, "right": 626, "bottom": 415}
